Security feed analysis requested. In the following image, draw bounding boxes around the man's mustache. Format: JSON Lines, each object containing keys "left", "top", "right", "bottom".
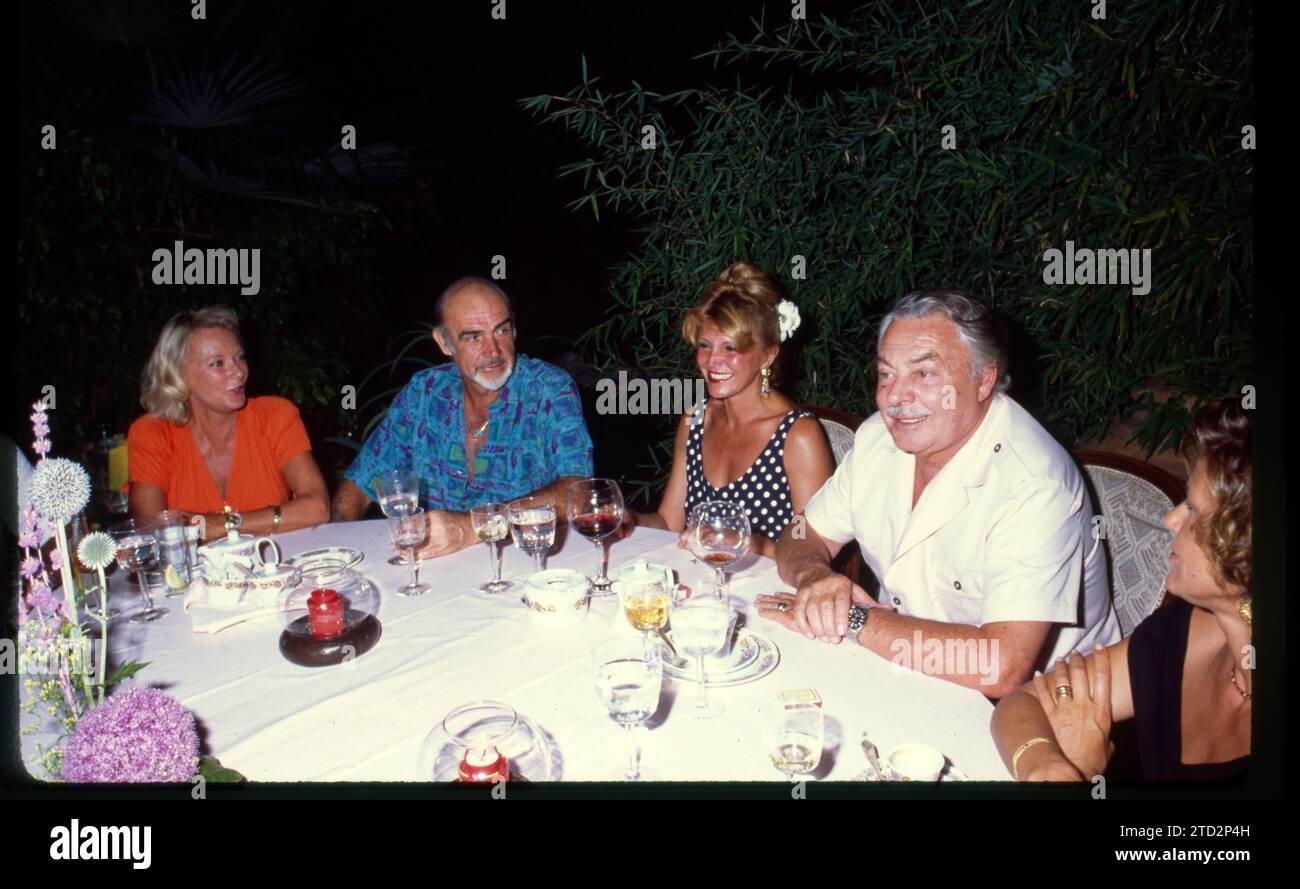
{"left": 886, "top": 406, "right": 932, "bottom": 419}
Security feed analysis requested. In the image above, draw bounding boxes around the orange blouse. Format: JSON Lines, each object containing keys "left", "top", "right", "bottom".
{"left": 128, "top": 396, "right": 312, "bottom": 515}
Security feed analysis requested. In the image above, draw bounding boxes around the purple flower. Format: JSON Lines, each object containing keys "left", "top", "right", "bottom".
{"left": 62, "top": 687, "right": 201, "bottom": 783}
{"left": 27, "top": 580, "right": 58, "bottom": 613}
{"left": 18, "top": 528, "right": 41, "bottom": 549}
{"left": 48, "top": 549, "right": 63, "bottom": 572}
{"left": 33, "top": 438, "right": 51, "bottom": 457}
{"left": 20, "top": 556, "right": 42, "bottom": 578}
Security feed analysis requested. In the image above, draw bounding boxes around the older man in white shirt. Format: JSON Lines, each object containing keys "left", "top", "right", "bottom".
{"left": 757, "top": 290, "right": 1120, "bottom": 698}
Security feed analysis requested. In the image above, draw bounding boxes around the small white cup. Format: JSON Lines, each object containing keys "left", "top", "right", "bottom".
{"left": 886, "top": 742, "right": 947, "bottom": 781}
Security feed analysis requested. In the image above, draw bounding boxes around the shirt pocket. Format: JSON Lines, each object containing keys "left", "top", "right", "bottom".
{"left": 935, "top": 564, "right": 985, "bottom": 604}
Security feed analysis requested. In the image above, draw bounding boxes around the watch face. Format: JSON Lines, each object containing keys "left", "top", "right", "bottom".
{"left": 847, "top": 605, "right": 868, "bottom": 632}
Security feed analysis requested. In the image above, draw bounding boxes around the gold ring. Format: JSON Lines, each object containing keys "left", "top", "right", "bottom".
{"left": 776, "top": 601, "right": 789, "bottom": 612}
{"left": 1054, "top": 685, "right": 1073, "bottom": 701}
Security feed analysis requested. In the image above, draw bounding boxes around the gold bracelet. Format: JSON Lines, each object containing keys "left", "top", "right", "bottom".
{"left": 1011, "top": 736, "right": 1055, "bottom": 780}
{"left": 272, "top": 503, "right": 282, "bottom": 532}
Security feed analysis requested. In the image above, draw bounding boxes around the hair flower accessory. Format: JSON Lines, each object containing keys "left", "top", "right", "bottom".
{"left": 777, "top": 300, "right": 801, "bottom": 342}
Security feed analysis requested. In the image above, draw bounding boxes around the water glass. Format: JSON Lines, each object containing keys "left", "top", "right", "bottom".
{"left": 387, "top": 507, "right": 430, "bottom": 597}
{"left": 591, "top": 636, "right": 663, "bottom": 781}
{"left": 107, "top": 519, "right": 168, "bottom": 623}
{"left": 508, "top": 496, "right": 556, "bottom": 571}
{"left": 668, "top": 581, "right": 729, "bottom": 718}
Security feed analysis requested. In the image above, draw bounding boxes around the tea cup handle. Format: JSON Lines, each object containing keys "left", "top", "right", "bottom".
{"left": 256, "top": 537, "right": 282, "bottom": 567}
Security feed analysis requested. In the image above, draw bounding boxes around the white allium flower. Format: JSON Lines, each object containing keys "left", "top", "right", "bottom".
{"left": 30, "top": 457, "right": 92, "bottom": 520}
{"left": 77, "top": 531, "right": 117, "bottom": 572}
{"left": 777, "top": 300, "right": 802, "bottom": 342}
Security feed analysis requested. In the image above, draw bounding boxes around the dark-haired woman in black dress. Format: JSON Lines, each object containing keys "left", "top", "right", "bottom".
{"left": 991, "top": 397, "right": 1251, "bottom": 782}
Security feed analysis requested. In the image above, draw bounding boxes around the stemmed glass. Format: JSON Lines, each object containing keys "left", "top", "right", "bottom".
{"left": 566, "top": 478, "right": 624, "bottom": 596}
{"left": 107, "top": 519, "right": 168, "bottom": 623}
{"left": 687, "top": 501, "right": 751, "bottom": 595}
{"left": 621, "top": 578, "right": 670, "bottom": 640}
{"left": 387, "top": 507, "right": 431, "bottom": 597}
{"left": 508, "top": 495, "right": 556, "bottom": 571}
{"left": 592, "top": 636, "right": 663, "bottom": 781}
{"left": 668, "top": 581, "right": 730, "bottom": 719}
{"left": 375, "top": 468, "right": 420, "bottom": 566}
{"left": 469, "top": 503, "right": 512, "bottom": 594}
{"left": 765, "top": 698, "right": 825, "bottom": 783}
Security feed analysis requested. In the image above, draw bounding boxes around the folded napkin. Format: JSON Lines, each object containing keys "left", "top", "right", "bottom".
{"left": 183, "top": 578, "right": 278, "bottom": 634}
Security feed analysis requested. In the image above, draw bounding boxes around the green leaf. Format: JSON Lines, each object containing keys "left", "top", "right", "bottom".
{"left": 197, "top": 755, "right": 247, "bottom": 783}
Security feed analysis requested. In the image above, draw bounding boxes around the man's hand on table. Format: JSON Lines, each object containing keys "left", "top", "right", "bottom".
{"left": 407, "top": 510, "right": 473, "bottom": 560}
{"left": 759, "top": 569, "right": 875, "bottom": 643}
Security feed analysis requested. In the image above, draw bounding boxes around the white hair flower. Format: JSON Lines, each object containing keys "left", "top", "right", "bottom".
{"left": 77, "top": 531, "right": 117, "bottom": 572}
{"left": 777, "top": 300, "right": 801, "bottom": 342}
{"left": 30, "top": 457, "right": 92, "bottom": 520}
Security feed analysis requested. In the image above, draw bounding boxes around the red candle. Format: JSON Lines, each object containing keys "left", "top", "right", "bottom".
{"left": 458, "top": 747, "right": 509, "bottom": 783}
{"left": 308, "top": 588, "right": 345, "bottom": 639}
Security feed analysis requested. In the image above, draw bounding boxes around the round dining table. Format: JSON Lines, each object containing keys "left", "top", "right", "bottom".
{"left": 83, "top": 520, "right": 1011, "bottom": 783}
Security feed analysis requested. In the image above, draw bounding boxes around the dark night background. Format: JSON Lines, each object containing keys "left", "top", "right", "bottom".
{"left": 17, "top": 0, "right": 853, "bottom": 504}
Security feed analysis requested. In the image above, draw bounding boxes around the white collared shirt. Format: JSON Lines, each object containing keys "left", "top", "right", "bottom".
{"left": 804, "top": 393, "right": 1120, "bottom": 667}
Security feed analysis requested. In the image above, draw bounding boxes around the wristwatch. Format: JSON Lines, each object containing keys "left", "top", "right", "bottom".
{"left": 847, "top": 604, "right": 870, "bottom": 634}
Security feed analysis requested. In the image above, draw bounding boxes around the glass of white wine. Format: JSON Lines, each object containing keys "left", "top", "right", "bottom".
{"left": 592, "top": 636, "right": 663, "bottom": 781}
{"left": 375, "top": 468, "right": 420, "bottom": 566}
{"left": 765, "top": 698, "right": 824, "bottom": 783}
{"left": 470, "top": 502, "right": 512, "bottom": 594}
{"left": 668, "top": 580, "right": 730, "bottom": 719}
{"left": 621, "top": 577, "right": 669, "bottom": 639}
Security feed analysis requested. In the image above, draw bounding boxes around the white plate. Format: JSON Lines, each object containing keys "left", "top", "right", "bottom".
{"left": 663, "top": 629, "right": 780, "bottom": 687}
{"left": 285, "top": 546, "right": 364, "bottom": 569}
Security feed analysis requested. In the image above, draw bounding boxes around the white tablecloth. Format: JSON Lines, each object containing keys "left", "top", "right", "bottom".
{"left": 95, "top": 522, "right": 1009, "bottom": 782}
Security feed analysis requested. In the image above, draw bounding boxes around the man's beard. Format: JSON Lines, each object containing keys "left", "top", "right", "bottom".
{"left": 470, "top": 357, "right": 514, "bottom": 391}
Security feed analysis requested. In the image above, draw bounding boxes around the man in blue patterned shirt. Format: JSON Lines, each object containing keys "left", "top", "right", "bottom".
{"left": 331, "top": 277, "right": 594, "bottom": 556}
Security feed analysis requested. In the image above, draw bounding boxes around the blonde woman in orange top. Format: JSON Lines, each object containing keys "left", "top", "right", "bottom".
{"left": 128, "top": 306, "right": 330, "bottom": 542}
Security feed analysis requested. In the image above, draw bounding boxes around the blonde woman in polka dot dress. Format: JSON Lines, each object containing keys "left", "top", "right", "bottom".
{"left": 629, "top": 262, "right": 835, "bottom": 558}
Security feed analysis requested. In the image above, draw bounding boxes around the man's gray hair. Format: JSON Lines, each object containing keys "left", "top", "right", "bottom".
{"left": 435, "top": 276, "right": 514, "bottom": 340}
{"left": 877, "top": 289, "right": 1011, "bottom": 393}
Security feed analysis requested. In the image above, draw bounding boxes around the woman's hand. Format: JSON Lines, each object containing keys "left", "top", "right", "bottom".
{"left": 1031, "top": 647, "right": 1114, "bottom": 779}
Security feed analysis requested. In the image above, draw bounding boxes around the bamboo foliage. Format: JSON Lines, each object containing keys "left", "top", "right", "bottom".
{"left": 523, "top": 1, "right": 1251, "bottom": 456}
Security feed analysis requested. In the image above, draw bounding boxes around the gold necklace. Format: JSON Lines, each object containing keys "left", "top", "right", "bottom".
{"left": 1229, "top": 665, "right": 1252, "bottom": 701}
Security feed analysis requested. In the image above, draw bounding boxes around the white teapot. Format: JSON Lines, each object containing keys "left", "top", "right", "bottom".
{"left": 198, "top": 529, "right": 282, "bottom": 577}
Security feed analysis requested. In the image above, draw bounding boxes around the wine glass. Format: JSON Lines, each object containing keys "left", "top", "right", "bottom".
{"left": 375, "top": 468, "right": 420, "bottom": 566}
{"left": 566, "top": 478, "right": 624, "bottom": 596}
{"left": 107, "top": 519, "right": 168, "bottom": 623}
{"left": 621, "top": 577, "right": 670, "bottom": 641}
{"left": 592, "top": 636, "right": 663, "bottom": 781}
{"left": 469, "top": 502, "right": 512, "bottom": 594}
{"left": 765, "top": 698, "right": 825, "bottom": 783}
{"left": 387, "top": 507, "right": 430, "bottom": 596}
{"left": 668, "top": 581, "right": 729, "bottom": 719}
{"left": 686, "top": 500, "right": 751, "bottom": 594}
{"left": 508, "top": 496, "right": 556, "bottom": 572}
